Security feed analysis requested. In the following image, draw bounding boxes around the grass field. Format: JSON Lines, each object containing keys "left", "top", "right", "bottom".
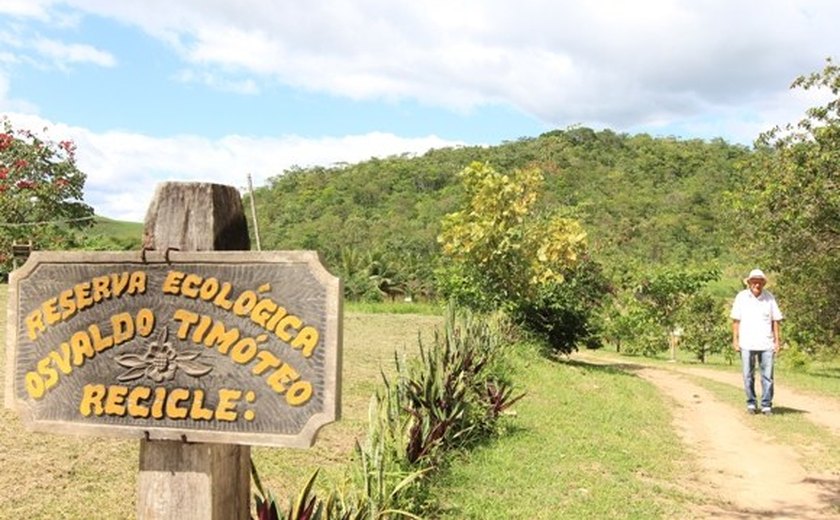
{"left": 430, "top": 347, "right": 699, "bottom": 519}
{"left": 3, "top": 282, "right": 839, "bottom": 518}
{"left": 90, "top": 216, "right": 144, "bottom": 242}
{"left": 0, "top": 283, "right": 442, "bottom": 518}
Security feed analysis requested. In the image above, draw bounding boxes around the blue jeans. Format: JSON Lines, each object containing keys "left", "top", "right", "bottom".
{"left": 741, "top": 349, "right": 774, "bottom": 409}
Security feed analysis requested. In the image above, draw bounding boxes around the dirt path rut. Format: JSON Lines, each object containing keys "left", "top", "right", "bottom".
{"left": 576, "top": 354, "right": 840, "bottom": 519}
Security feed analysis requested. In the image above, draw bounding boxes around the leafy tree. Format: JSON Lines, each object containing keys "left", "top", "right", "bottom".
{"left": 0, "top": 119, "right": 92, "bottom": 277}
{"left": 438, "top": 161, "right": 605, "bottom": 353}
{"left": 605, "top": 267, "right": 719, "bottom": 356}
{"left": 677, "top": 293, "right": 730, "bottom": 363}
{"left": 635, "top": 267, "right": 719, "bottom": 334}
{"left": 732, "top": 58, "right": 840, "bottom": 353}
{"left": 250, "top": 125, "right": 748, "bottom": 304}
{"left": 438, "top": 162, "right": 586, "bottom": 307}
{"left": 516, "top": 256, "right": 611, "bottom": 352}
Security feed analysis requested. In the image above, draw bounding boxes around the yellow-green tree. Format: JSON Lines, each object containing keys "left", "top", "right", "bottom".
{"left": 439, "top": 162, "right": 585, "bottom": 305}
{"left": 438, "top": 161, "right": 607, "bottom": 352}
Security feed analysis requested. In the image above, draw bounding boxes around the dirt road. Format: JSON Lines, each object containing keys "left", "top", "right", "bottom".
{"left": 576, "top": 353, "right": 840, "bottom": 519}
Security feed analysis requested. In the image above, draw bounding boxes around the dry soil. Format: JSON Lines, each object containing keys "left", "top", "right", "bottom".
{"left": 577, "top": 352, "right": 840, "bottom": 519}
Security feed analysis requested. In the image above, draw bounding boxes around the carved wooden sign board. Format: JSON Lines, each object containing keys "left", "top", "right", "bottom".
{"left": 4, "top": 250, "right": 342, "bottom": 448}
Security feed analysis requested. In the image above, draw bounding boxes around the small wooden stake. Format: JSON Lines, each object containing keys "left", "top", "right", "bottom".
{"left": 137, "top": 182, "right": 251, "bottom": 519}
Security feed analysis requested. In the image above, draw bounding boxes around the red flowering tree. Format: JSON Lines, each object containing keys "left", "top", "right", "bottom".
{"left": 0, "top": 117, "right": 93, "bottom": 277}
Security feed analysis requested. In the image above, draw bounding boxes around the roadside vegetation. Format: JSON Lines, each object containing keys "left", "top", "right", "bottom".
{"left": 1, "top": 61, "right": 839, "bottom": 518}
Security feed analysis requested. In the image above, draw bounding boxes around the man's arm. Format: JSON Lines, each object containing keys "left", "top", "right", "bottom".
{"left": 732, "top": 320, "right": 740, "bottom": 351}
{"left": 773, "top": 320, "right": 781, "bottom": 353}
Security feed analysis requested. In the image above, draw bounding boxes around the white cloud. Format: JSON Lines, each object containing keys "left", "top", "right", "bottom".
{"left": 0, "top": 0, "right": 53, "bottom": 18}
{"left": 173, "top": 69, "right": 259, "bottom": 95}
{"left": 2, "top": 0, "right": 838, "bottom": 224}
{"left": 32, "top": 36, "right": 116, "bottom": 67}
{"left": 4, "top": 112, "right": 462, "bottom": 221}
{"left": 48, "top": 0, "right": 838, "bottom": 134}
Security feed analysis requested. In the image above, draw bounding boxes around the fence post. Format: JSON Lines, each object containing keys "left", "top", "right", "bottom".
{"left": 137, "top": 182, "right": 251, "bottom": 519}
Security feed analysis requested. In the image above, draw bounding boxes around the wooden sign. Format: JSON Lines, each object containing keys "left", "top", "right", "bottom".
{"left": 5, "top": 250, "right": 342, "bottom": 448}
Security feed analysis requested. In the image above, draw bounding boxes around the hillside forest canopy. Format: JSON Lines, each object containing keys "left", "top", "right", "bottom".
{"left": 2, "top": 60, "right": 839, "bottom": 357}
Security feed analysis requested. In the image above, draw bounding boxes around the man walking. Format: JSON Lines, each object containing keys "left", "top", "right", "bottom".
{"left": 731, "top": 268, "right": 783, "bottom": 415}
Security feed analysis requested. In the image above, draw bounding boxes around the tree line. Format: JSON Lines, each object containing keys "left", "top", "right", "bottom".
{"left": 3, "top": 61, "right": 838, "bottom": 358}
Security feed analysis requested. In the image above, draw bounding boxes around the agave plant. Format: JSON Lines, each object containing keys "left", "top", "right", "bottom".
{"left": 252, "top": 460, "right": 281, "bottom": 520}
{"left": 252, "top": 307, "right": 525, "bottom": 520}
{"left": 484, "top": 380, "right": 526, "bottom": 420}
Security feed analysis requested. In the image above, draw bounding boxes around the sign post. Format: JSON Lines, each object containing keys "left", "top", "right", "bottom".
{"left": 4, "top": 183, "right": 342, "bottom": 519}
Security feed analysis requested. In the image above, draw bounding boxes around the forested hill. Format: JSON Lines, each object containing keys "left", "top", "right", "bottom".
{"left": 249, "top": 127, "right": 750, "bottom": 299}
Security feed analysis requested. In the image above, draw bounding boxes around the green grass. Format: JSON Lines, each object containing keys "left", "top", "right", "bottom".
{"left": 588, "top": 345, "right": 840, "bottom": 397}
{"left": 429, "top": 344, "right": 700, "bottom": 519}
{"left": 3, "top": 281, "right": 838, "bottom": 518}
{"left": 344, "top": 299, "right": 445, "bottom": 316}
{"left": 91, "top": 215, "right": 144, "bottom": 241}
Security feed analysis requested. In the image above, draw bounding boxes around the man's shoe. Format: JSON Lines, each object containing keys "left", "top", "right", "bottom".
{"left": 747, "top": 405, "right": 757, "bottom": 414}
{"left": 761, "top": 407, "right": 772, "bottom": 416}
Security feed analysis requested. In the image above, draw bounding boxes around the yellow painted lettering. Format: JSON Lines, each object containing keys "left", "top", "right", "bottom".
{"left": 286, "top": 381, "right": 313, "bottom": 406}
{"left": 74, "top": 282, "right": 93, "bottom": 311}
{"left": 230, "top": 338, "right": 258, "bottom": 364}
{"left": 79, "top": 384, "right": 106, "bottom": 416}
{"left": 127, "top": 386, "right": 151, "bottom": 418}
{"left": 189, "top": 390, "right": 214, "bottom": 421}
{"left": 59, "top": 288, "right": 77, "bottom": 320}
{"left": 215, "top": 389, "right": 240, "bottom": 421}
{"left": 49, "top": 344, "right": 72, "bottom": 374}
{"left": 127, "top": 270, "right": 147, "bottom": 295}
{"left": 181, "top": 273, "right": 202, "bottom": 299}
{"left": 42, "top": 297, "right": 61, "bottom": 326}
{"left": 203, "top": 321, "right": 240, "bottom": 354}
{"left": 36, "top": 357, "right": 59, "bottom": 391}
{"left": 291, "top": 326, "right": 319, "bottom": 357}
{"left": 110, "top": 312, "right": 135, "bottom": 344}
{"left": 91, "top": 275, "right": 111, "bottom": 303}
{"left": 192, "top": 315, "right": 213, "bottom": 343}
{"left": 110, "top": 272, "right": 129, "bottom": 296}
{"left": 135, "top": 308, "right": 155, "bottom": 338}
{"left": 162, "top": 270, "right": 185, "bottom": 295}
{"left": 275, "top": 315, "right": 301, "bottom": 342}
{"left": 232, "top": 291, "right": 257, "bottom": 316}
{"left": 198, "top": 277, "right": 219, "bottom": 300}
{"left": 70, "top": 331, "right": 95, "bottom": 366}
{"left": 104, "top": 385, "right": 129, "bottom": 416}
{"left": 166, "top": 388, "right": 190, "bottom": 419}
{"left": 24, "top": 371, "right": 45, "bottom": 399}
{"left": 266, "top": 306, "right": 287, "bottom": 331}
{"left": 213, "top": 282, "right": 235, "bottom": 310}
{"left": 267, "top": 364, "right": 300, "bottom": 393}
{"left": 252, "top": 350, "right": 281, "bottom": 375}
{"left": 151, "top": 387, "right": 166, "bottom": 419}
{"left": 250, "top": 299, "right": 277, "bottom": 327}
{"left": 88, "top": 324, "right": 114, "bottom": 352}
{"left": 25, "top": 310, "right": 45, "bottom": 341}
{"left": 173, "top": 308, "right": 199, "bottom": 339}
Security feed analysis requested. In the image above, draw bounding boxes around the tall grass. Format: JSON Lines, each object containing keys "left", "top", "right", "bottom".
{"left": 430, "top": 343, "right": 699, "bottom": 519}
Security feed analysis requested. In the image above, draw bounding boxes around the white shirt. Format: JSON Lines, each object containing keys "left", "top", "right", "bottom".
{"left": 730, "top": 289, "right": 783, "bottom": 351}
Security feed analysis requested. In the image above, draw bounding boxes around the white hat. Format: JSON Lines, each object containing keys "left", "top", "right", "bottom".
{"left": 743, "top": 268, "right": 767, "bottom": 285}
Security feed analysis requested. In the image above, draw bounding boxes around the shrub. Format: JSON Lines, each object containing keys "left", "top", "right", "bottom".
{"left": 253, "top": 307, "right": 524, "bottom": 518}
{"left": 513, "top": 257, "right": 610, "bottom": 355}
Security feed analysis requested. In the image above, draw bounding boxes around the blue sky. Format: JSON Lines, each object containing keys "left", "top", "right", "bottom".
{"left": 1, "top": 0, "right": 838, "bottom": 221}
